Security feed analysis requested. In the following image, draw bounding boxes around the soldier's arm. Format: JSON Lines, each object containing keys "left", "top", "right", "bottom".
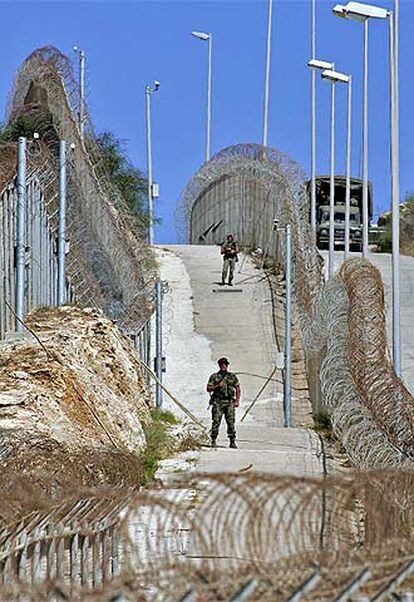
{"left": 207, "top": 376, "right": 224, "bottom": 392}
{"left": 234, "top": 384, "right": 241, "bottom": 405}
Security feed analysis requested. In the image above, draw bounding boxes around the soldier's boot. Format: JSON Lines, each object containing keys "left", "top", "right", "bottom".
{"left": 229, "top": 438, "right": 237, "bottom": 449}
{"left": 211, "top": 438, "right": 217, "bottom": 448}
{"left": 228, "top": 279, "right": 233, "bottom": 286}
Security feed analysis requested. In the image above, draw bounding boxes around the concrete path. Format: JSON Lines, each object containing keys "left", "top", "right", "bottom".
{"left": 156, "top": 245, "right": 323, "bottom": 479}
{"left": 324, "top": 250, "right": 414, "bottom": 395}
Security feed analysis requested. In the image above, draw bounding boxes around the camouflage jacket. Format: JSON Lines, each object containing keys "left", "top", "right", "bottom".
{"left": 208, "top": 371, "right": 239, "bottom": 403}
{"left": 221, "top": 241, "right": 238, "bottom": 259}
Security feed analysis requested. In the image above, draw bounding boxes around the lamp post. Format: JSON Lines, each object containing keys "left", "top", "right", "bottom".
{"left": 262, "top": 0, "right": 273, "bottom": 149}
{"left": 145, "top": 80, "right": 160, "bottom": 246}
{"left": 333, "top": 0, "right": 400, "bottom": 374}
{"left": 73, "top": 46, "right": 86, "bottom": 140}
{"left": 322, "top": 70, "right": 352, "bottom": 263}
{"left": 57, "top": 140, "right": 67, "bottom": 306}
{"left": 333, "top": 2, "right": 388, "bottom": 258}
{"left": 16, "top": 137, "right": 27, "bottom": 331}
{"left": 191, "top": 31, "right": 212, "bottom": 162}
{"left": 310, "top": 0, "right": 317, "bottom": 237}
{"left": 308, "top": 59, "right": 335, "bottom": 275}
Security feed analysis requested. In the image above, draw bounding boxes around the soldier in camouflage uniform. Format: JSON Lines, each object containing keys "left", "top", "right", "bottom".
{"left": 207, "top": 357, "right": 241, "bottom": 449}
{"left": 221, "top": 234, "right": 239, "bottom": 286}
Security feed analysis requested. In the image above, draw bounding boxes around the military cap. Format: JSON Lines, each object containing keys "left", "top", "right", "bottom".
{"left": 217, "top": 357, "right": 230, "bottom": 365}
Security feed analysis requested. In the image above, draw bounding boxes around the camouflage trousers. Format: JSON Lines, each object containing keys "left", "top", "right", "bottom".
{"left": 222, "top": 257, "right": 236, "bottom": 284}
{"left": 211, "top": 401, "right": 236, "bottom": 441}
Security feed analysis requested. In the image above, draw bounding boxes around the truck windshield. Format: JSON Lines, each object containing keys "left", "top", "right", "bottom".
{"left": 321, "top": 211, "right": 360, "bottom": 224}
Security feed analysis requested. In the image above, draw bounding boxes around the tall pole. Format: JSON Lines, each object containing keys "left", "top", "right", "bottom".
{"left": 284, "top": 224, "right": 292, "bottom": 428}
{"left": 57, "top": 140, "right": 67, "bottom": 306}
{"left": 206, "top": 34, "right": 212, "bottom": 162}
{"left": 310, "top": 0, "right": 317, "bottom": 237}
{"left": 262, "top": 0, "right": 273, "bottom": 149}
{"left": 16, "top": 137, "right": 27, "bottom": 331}
{"left": 79, "top": 50, "right": 85, "bottom": 140}
{"left": 329, "top": 82, "right": 335, "bottom": 278}
{"left": 390, "top": 6, "right": 401, "bottom": 376}
{"left": 362, "top": 19, "right": 369, "bottom": 256}
{"left": 146, "top": 86, "right": 154, "bottom": 246}
{"left": 155, "top": 280, "right": 163, "bottom": 408}
{"left": 344, "top": 77, "right": 352, "bottom": 261}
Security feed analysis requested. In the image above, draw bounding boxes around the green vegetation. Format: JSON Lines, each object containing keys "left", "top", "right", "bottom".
{"left": 0, "top": 115, "right": 38, "bottom": 142}
{"left": 312, "top": 409, "right": 333, "bottom": 441}
{"left": 95, "top": 131, "right": 150, "bottom": 224}
{"left": 139, "top": 409, "right": 204, "bottom": 485}
{"left": 150, "top": 408, "right": 180, "bottom": 425}
{"left": 376, "top": 192, "right": 414, "bottom": 253}
{"left": 139, "top": 409, "right": 182, "bottom": 485}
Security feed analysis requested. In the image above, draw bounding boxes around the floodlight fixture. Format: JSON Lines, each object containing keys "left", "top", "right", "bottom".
{"left": 333, "top": 2, "right": 388, "bottom": 22}
{"left": 321, "top": 69, "right": 350, "bottom": 84}
{"left": 191, "top": 31, "right": 210, "bottom": 41}
{"left": 308, "top": 58, "right": 335, "bottom": 71}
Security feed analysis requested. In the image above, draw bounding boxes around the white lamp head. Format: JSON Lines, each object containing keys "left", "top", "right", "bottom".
{"left": 191, "top": 30, "right": 210, "bottom": 41}
{"left": 154, "top": 80, "right": 160, "bottom": 90}
{"left": 333, "top": 4, "right": 348, "bottom": 18}
{"left": 333, "top": 2, "right": 388, "bottom": 22}
{"left": 308, "top": 58, "right": 335, "bottom": 71}
{"left": 321, "top": 69, "right": 350, "bottom": 84}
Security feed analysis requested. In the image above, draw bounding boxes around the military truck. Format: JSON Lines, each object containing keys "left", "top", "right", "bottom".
{"left": 307, "top": 176, "right": 373, "bottom": 252}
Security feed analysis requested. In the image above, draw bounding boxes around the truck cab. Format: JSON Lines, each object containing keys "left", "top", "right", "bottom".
{"left": 307, "top": 176, "right": 373, "bottom": 252}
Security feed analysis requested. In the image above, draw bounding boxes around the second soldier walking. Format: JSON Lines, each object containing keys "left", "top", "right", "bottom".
{"left": 221, "top": 233, "right": 239, "bottom": 286}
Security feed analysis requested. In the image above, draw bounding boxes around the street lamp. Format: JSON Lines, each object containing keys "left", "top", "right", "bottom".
{"left": 191, "top": 30, "right": 212, "bottom": 163}
{"left": 319, "top": 68, "right": 350, "bottom": 278}
{"left": 145, "top": 80, "right": 160, "bottom": 246}
{"left": 333, "top": 1, "right": 401, "bottom": 375}
{"left": 310, "top": 0, "right": 317, "bottom": 238}
{"left": 322, "top": 69, "right": 352, "bottom": 263}
{"left": 333, "top": 2, "right": 388, "bottom": 259}
{"left": 308, "top": 58, "right": 335, "bottom": 275}
{"left": 73, "top": 46, "right": 86, "bottom": 140}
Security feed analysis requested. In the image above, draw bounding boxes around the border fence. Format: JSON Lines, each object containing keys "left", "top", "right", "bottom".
{"left": 179, "top": 142, "right": 414, "bottom": 471}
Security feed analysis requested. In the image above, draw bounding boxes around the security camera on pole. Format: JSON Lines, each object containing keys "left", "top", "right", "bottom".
{"left": 145, "top": 80, "right": 160, "bottom": 246}
{"left": 73, "top": 46, "right": 86, "bottom": 140}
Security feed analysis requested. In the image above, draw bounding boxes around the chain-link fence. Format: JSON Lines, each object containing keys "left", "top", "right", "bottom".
{"left": 4, "top": 46, "right": 156, "bottom": 333}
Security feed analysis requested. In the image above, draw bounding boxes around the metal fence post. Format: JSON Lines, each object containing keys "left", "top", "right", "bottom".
{"left": 16, "top": 137, "right": 27, "bottom": 331}
{"left": 58, "top": 140, "right": 67, "bottom": 306}
{"left": 284, "top": 224, "right": 292, "bottom": 428}
{"left": 155, "top": 280, "right": 163, "bottom": 408}
{"left": 111, "top": 524, "right": 120, "bottom": 577}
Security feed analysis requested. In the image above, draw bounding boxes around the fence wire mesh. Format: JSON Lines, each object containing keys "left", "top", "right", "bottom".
{"left": 3, "top": 46, "right": 156, "bottom": 332}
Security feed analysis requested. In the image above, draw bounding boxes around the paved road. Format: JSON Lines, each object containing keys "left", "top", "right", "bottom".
{"left": 156, "top": 245, "right": 323, "bottom": 479}
{"left": 323, "top": 250, "right": 414, "bottom": 394}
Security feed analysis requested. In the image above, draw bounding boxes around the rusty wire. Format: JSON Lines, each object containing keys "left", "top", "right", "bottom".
{"left": 2, "top": 470, "right": 414, "bottom": 600}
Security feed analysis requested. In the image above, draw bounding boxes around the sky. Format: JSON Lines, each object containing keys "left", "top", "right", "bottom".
{"left": 0, "top": 0, "right": 411, "bottom": 243}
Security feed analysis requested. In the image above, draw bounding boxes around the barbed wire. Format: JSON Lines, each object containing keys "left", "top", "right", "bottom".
{"left": 4, "top": 45, "right": 157, "bottom": 328}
